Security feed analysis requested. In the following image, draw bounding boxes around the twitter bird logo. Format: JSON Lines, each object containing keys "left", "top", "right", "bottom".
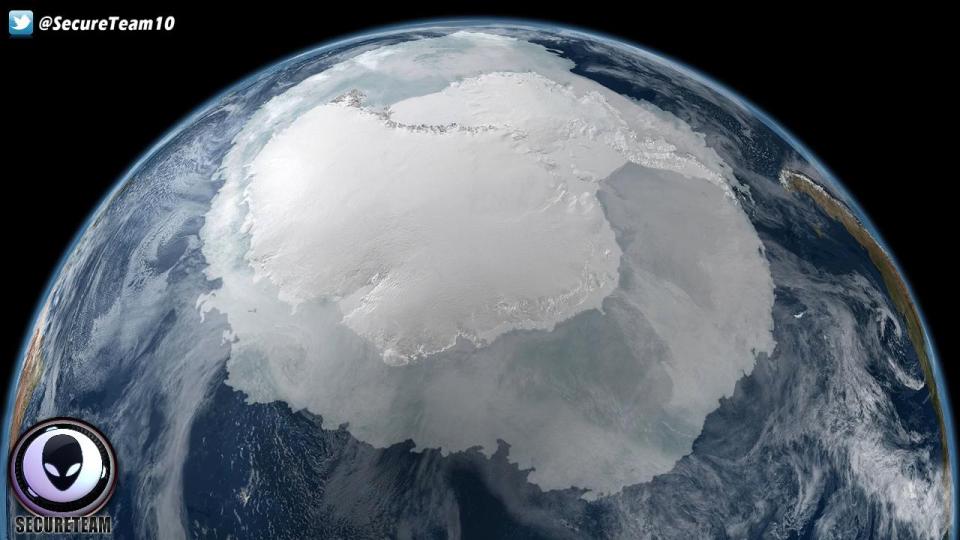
{"left": 11, "top": 14, "right": 30, "bottom": 30}
{"left": 9, "top": 10, "right": 33, "bottom": 36}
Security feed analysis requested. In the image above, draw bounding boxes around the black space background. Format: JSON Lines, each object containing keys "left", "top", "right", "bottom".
{"left": 1, "top": 3, "right": 955, "bottom": 421}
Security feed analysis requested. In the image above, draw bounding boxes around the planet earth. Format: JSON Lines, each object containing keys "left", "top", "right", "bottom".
{"left": 3, "top": 20, "right": 955, "bottom": 539}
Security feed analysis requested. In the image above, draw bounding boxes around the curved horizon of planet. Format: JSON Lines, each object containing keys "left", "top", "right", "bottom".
{"left": 4, "top": 17, "right": 956, "bottom": 535}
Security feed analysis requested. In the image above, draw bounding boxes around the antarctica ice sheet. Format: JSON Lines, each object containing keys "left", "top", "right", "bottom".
{"left": 198, "top": 31, "right": 775, "bottom": 497}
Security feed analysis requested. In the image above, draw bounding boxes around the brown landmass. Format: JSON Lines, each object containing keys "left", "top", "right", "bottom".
{"left": 9, "top": 304, "right": 46, "bottom": 447}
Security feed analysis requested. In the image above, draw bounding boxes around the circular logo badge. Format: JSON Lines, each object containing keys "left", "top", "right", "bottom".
{"left": 8, "top": 418, "right": 117, "bottom": 517}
